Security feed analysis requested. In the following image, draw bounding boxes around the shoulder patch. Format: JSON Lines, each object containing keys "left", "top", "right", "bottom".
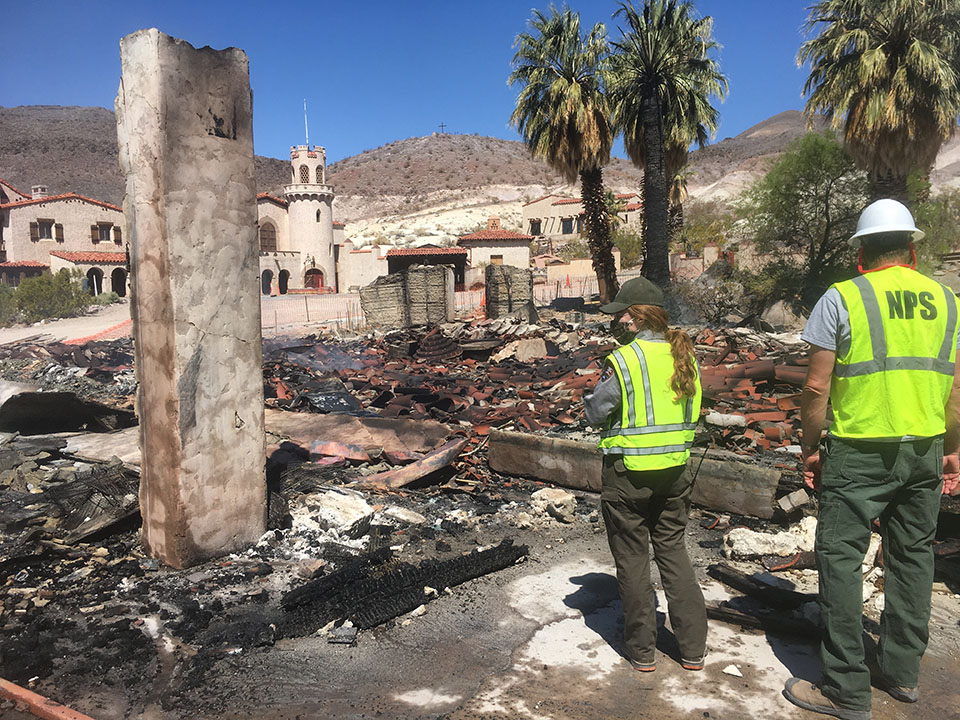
{"left": 600, "top": 366, "right": 615, "bottom": 382}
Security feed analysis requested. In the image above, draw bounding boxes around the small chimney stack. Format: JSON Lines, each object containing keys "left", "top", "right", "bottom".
{"left": 31, "top": 185, "right": 48, "bottom": 199}
{"left": 487, "top": 216, "right": 501, "bottom": 231}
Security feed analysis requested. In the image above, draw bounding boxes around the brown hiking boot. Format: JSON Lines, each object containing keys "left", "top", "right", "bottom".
{"left": 782, "top": 678, "right": 871, "bottom": 720}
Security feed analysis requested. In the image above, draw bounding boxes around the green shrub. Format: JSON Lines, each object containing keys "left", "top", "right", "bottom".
{"left": 16, "top": 270, "right": 90, "bottom": 323}
{"left": 93, "top": 291, "right": 121, "bottom": 306}
{"left": 0, "top": 286, "right": 17, "bottom": 327}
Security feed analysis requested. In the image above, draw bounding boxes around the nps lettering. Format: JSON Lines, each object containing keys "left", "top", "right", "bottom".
{"left": 886, "top": 290, "right": 937, "bottom": 320}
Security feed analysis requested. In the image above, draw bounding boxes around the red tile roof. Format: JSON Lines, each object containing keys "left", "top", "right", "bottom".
{"left": 0, "top": 192, "right": 122, "bottom": 212}
{"left": 333, "top": 221, "right": 345, "bottom": 228}
{"left": 0, "top": 179, "right": 31, "bottom": 200}
{"left": 550, "top": 192, "right": 637, "bottom": 207}
{"left": 385, "top": 247, "right": 467, "bottom": 257}
{"left": 50, "top": 251, "right": 126, "bottom": 264}
{"left": 522, "top": 194, "right": 559, "bottom": 207}
{"left": 256, "top": 192, "right": 288, "bottom": 208}
{"left": 0, "top": 261, "right": 48, "bottom": 269}
{"left": 458, "top": 229, "right": 534, "bottom": 242}
{"left": 624, "top": 202, "right": 643, "bottom": 211}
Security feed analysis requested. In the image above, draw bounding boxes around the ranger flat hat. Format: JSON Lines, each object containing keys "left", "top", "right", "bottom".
{"left": 599, "top": 276, "right": 664, "bottom": 314}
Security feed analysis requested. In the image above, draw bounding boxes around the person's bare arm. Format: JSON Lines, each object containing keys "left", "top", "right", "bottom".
{"left": 801, "top": 346, "right": 836, "bottom": 452}
{"left": 942, "top": 355, "right": 960, "bottom": 495}
{"left": 799, "top": 345, "right": 836, "bottom": 490}
{"left": 944, "top": 354, "right": 960, "bottom": 456}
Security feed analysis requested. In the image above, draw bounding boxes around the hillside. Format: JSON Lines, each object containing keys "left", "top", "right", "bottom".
{"left": 0, "top": 105, "right": 290, "bottom": 205}
{"left": 2, "top": 105, "right": 957, "bottom": 235}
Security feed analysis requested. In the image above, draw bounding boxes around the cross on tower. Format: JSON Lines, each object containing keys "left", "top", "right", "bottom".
{"left": 439, "top": 121, "right": 447, "bottom": 134}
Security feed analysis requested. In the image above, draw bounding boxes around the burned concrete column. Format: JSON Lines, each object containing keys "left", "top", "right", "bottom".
{"left": 116, "top": 29, "right": 265, "bottom": 568}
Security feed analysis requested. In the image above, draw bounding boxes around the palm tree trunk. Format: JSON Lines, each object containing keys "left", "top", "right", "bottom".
{"left": 580, "top": 166, "right": 619, "bottom": 303}
{"left": 641, "top": 90, "right": 670, "bottom": 286}
{"left": 870, "top": 169, "right": 909, "bottom": 205}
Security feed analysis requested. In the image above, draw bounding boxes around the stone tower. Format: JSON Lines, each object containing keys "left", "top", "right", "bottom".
{"left": 285, "top": 145, "right": 335, "bottom": 291}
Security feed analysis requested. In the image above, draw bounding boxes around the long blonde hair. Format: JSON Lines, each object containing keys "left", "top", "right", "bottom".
{"left": 626, "top": 305, "right": 697, "bottom": 401}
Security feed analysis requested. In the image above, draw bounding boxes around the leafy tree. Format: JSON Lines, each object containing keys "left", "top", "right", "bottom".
{"left": 613, "top": 225, "right": 646, "bottom": 269}
{"left": 559, "top": 239, "right": 591, "bottom": 261}
{"left": 677, "top": 200, "right": 734, "bottom": 254}
{"left": 738, "top": 131, "right": 869, "bottom": 306}
{"left": 604, "top": 190, "right": 628, "bottom": 233}
{"left": 509, "top": 5, "right": 619, "bottom": 302}
{"left": 798, "top": 0, "right": 960, "bottom": 203}
{"left": 909, "top": 176, "right": 960, "bottom": 271}
{"left": 607, "top": 0, "right": 727, "bottom": 286}
{"left": 16, "top": 270, "right": 90, "bottom": 323}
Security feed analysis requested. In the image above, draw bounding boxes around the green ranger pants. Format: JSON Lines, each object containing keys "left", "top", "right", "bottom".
{"left": 601, "top": 456, "right": 707, "bottom": 665}
{"left": 817, "top": 436, "right": 943, "bottom": 711}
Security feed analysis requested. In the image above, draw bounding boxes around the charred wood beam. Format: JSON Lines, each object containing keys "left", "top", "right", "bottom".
{"left": 706, "top": 600, "right": 819, "bottom": 638}
{"left": 707, "top": 563, "right": 816, "bottom": 610}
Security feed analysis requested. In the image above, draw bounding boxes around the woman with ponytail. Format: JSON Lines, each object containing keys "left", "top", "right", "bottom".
{"left": 584, "top": 276, "right": 706, "bottom": 674}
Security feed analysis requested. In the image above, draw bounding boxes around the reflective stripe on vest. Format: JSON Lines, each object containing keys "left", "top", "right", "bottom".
{"left": 598, "top": 338, "right": 702, "bottom": 471}
{"left": 830, "top": 266, "right": 959, "bottom": 439}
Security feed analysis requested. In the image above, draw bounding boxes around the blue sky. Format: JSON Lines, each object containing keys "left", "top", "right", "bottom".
{"left": 1, "top": 1, "right": 812, "bottom": 164}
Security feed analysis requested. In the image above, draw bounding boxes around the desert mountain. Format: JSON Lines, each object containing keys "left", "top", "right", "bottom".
{"left": 1, "top": 105, "right": 957, "bottom": 243}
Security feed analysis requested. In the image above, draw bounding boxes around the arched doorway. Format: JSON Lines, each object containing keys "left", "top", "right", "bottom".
{"left": 111, "top": 268, "right": 127, "bottom": 297}
{"left": 261, "top": 269, "right": 273, "bottom": 295}
{"left": 304, "top": 269, "right": 324, "bottom": 290}
{"left": 278, "top": 269, "right": 290, "bottom": 295}
{"left": 86, "top": 268, "right": 103, "bottom": 296}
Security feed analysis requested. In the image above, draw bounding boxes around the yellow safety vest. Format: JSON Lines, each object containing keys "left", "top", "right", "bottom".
{"left": 830, "top": 266, "right": 960, "bottom": 439}
{"left": 598, "top": 338, "right": 702, "bottom": 471}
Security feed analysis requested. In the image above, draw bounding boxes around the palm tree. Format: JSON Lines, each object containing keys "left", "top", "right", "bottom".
{"left": 799, "top": 0, "right": 960, "bottom": 203}
{"left": 509, "top": 5, "right": 619, "bottom": 302}
{"left": 607, "top": 0, "right": 727, "bottom": 287}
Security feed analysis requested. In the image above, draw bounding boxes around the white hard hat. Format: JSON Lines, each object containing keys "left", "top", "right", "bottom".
{"left": 849, "top": 198, "right": 924, "bottom": 248}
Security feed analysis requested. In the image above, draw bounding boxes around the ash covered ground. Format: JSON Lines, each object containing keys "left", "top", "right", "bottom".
{"left": 0, "top": 309, "right": 958, "bottom": 719}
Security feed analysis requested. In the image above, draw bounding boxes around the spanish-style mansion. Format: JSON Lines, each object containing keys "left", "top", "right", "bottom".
{"left": 1, "top": 141, "right": 643, "bottom": 296}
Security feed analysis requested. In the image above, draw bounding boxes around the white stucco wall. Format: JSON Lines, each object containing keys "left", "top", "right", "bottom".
{"left": 256, "top": 199, "right": 290, "bottom": 251}
{"left": 3, "top": 196, "right": 124, "bottom": 265}
{"left": 338, "top": 243, "right": 388, "bottom": 292}
{"left": 461, "top": 240, "right": 530, "bottom": 269}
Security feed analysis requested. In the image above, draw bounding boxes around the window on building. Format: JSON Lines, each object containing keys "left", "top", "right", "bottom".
{"left": 316, "top": 166, "right": 323, "bottom": 183}
{"left": 37, "top": 220, "right": 53, "bottom": 239}
{"left": 530, "top": 219, "right": 542, "bottom": 235}
{"left": 259, "top": 222, "right": 277, "bottom": 252}
{"left": 316, "top": 209, "right": 322, "bottom": 222}
{"left": 299, "top": 165, "right": 310, "bottom": 183}
{"left": 561, "top": 218, "right": 573, "bottom": 235}
{"left": 98, "top": 224, "right": 112, "bottom": 244}
{"left": 576, "top": 216, "right": 583, "bottom": 234}
{"left": 490, "top": 255, "right": 504, "bottom": 265}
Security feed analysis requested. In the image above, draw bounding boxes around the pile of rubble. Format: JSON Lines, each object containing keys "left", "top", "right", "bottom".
{"left": 0, "top": 310, "right": 958, "bottom": 716}
{"left": 696, "top": 326, "right": 808, "bottom": 454}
